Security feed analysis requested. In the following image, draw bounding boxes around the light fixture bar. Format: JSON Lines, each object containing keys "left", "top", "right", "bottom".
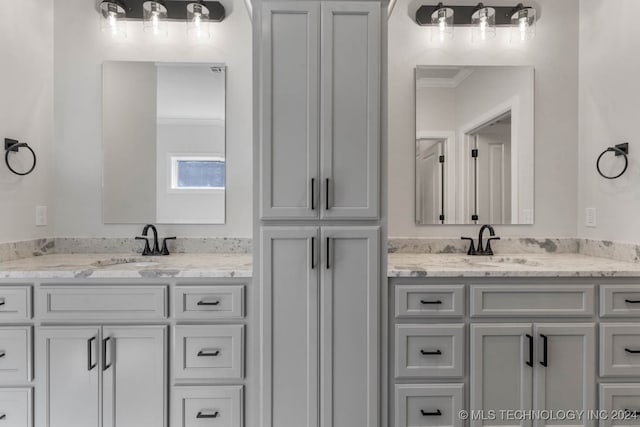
{"left": 101, "top": 0, "right": 225, "bottom": 22}
{"left": 416, "top": 4, "right": 533, "bottom": 26}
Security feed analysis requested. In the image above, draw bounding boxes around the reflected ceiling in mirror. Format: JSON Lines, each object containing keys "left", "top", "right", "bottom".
{"left": 415, "top": 65, "right": 534, "bottom": 225}
{"left": 102, "top": 61, "right": 226, "bottom": 224}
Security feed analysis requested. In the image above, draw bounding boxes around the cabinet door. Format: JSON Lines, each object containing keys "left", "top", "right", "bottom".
{"left": 260, "top": 2, "right": 320, "bottom": 219}
{"left": 261, "top": 227, "right": 320, "bottom": 427}
{"left": 321, "top": 227, "right": 379, "bottom": 427}
{"left": 36, "top": 327, "right": 101, "bottom": 427}
{"left": 102, "top": 326, "right": 167, "bottom": 427}
{"left": 320, "top": 2, "right": 380, "bottom": 219}
{"left": 533, "top": 324, "right": 596, "bottom": 427}
{"left": 470, "top": 324, "right": 533, "bottom": 427}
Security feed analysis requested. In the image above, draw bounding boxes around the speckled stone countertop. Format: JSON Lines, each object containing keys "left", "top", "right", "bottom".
{"left": 0, "top": 254, "right": 252, "bottom": 279}
{"left": 388, "top": 253, "right": 640, "bottom": 278}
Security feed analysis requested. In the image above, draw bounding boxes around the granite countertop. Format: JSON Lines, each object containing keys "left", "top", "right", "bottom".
{"left": 0, "top": 253, "right": 253, "bottom": 279}
{"left": 388, "top": 253, "right": 640, "bottom": 278}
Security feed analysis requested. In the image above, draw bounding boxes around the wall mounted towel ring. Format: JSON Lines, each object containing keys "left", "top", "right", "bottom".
{"left": 597, "top": 143, "right": 629, "bottom": 180}
{"left": 4, "top": 138, "right": 37, "bottom": 176}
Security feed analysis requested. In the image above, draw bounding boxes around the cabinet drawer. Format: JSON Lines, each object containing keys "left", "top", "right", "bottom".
{"left": 395, "top": 384, "right": 464, "bottom": 427}
{"left": 395, "top": 324, "right": 464, "bottom": 378}
{"left": 174, "top": 325, "right": 244, "bottom": 380}
{"left": 601, "top": 324, "right": 640, "bottom": 377}
{"left": 599, "top": 384, "right": 640, "bottom": 427}
{"left": 395, "top": 285, "right": 464, "bottom": 318}
{"left": 601, "top": 285, "right": 640, "bottom": 317}
{"left": 37, "top": 286, "right": 167, "bottom": 320}
{"left": 0, "top": 327, "right": 31, "bottom": 383}
{"left": 174, "top": 286, "right": 244, "bottom": 319}
{"left": 0, "top": 388, "right": 32, "bottom": 427}
{"left": 171, "top": 386, "right": 243, "bottom": 427}
{"left": 470, "top": 285, "right": 595, "bottom": 317}
{"left": 0, "top": 287, "right": 31, "bottom": 321}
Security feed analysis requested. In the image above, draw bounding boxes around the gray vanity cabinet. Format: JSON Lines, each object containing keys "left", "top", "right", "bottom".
{"left": 259, "top": 1, "right": 380, "bottom": 220}
{"left": 260, "top": 227, "right": 379, "bottom": 427}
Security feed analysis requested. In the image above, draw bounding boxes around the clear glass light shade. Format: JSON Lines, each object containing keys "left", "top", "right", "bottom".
{"left": 471, "top": 6, "right": 496, "bottom": 41}
{"left": 511, "top": 7, "right": 536, "bottom": 42}
{"left": 143, "top": 1, "right": 168, "bottom": 37}
{"left": 187, "top": 2, "right": 211, "bottom": 40}
{"left": 431, "top": 7, "right": 454, "bottom": 42}
{"left": 100, "top": 1, "right": 127, "bottom": 38}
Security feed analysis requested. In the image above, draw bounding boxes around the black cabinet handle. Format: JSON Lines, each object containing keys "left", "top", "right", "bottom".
{"left": 198, "top": 350, "right": 220, "bottom": 357}
{"left": 540, "top": 334, "right": 548, "bottom": 367}
{"left": 325, "top": 178, "right": 330, "bottom": 210}
{"left": 197, "top": 411, "right": 219, "bottom": 419}
{"left": 311, "top": 178, "right": 316, "bottom": 210}
{"left": 625, "top": 299, "right": 640, "bottom": 304}
{"left": 197, "top": 300, "right": 220, "bottom": 306}
{"left": 0, "top": 414, "right": 5, "bottom": 420}
{"left": 526, "top": 334, "right": 533, "bottom": 367}
{"left": 326, "top": 237, "right": 331, "bottom": 270}
{"left": 103, "top": 337, "right": 112, "bottom": 371}
{"left": 311, "top": 237, "right": 316, "bottom": 270}
{"left": 421, "top": 409, "right": 442, "bottom": 416}
{"left": 0, "top": 351, "right": 5, "bottom": 358}
{"left": 0, "top": 298, "right": 5, "bottom": 306}
{"left": 87, "top": 337, "right": 97, "bottom": 371}
{"left": 420, "top": 349, "right": 442, "bottom": 356}
{"left": 625, "top": 348, "right": 640, "bottom": 354}
{"left": 420, "top": 300, "right": 442, "bottom": 305}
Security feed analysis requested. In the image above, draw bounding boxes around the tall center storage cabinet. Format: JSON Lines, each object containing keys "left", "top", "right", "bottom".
{"left": 258, "top": 1, "right": 381, "bottom": 427}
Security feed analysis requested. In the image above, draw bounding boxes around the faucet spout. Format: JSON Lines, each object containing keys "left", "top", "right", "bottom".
{"left": 142, "top": 224, "right": 160, "bottom": 255}
{"left": 478, "top": 224, "right": 495, "bottom": 254}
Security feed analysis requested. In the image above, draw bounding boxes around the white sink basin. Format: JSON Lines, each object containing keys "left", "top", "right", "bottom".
{"left": 91, "top": 257, "right": 160, "bottom": 268}
{"left": 469, "top": 256, "right": 543, "bottom": 268}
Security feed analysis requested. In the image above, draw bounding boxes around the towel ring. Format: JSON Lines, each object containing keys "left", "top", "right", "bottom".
{"left": 4, "top": 139, "right": 37, "bottom": 176}
{"left": 596, "top": 143, "right": 629, "bottom": 180}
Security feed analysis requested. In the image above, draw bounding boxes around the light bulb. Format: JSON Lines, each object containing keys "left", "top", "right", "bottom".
{"left": 143, "top": 1, "right": 168, "bottom": 37}
{"left": 430, "top": 4, "right": 453, "bottom": 42}
{"left": 100, "top": 1, "right": 127, "bottom": 39}
{"left": 187, "top": 2, "right": 211, "bottom": 41}
{"left": 471, "top": 4, "right": 495, "bottom": 42}
{"left": 510, "top": 5, "right": 536, "bottom": 43}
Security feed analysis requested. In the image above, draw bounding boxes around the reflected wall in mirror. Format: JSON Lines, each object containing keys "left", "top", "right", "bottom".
{"left": 415, "top": 66, "right": 534, "bottom": 225}
{"left": 102, "top": 61, "right": 226, "bottom": 224}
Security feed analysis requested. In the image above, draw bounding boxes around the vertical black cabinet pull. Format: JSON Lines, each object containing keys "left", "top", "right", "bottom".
{"left": 625, "top": 299, "right": 640, "bottom": 304}
{"left": 325, "top": 178, "right": 330, "bottom": 210}
{"left": 421, "top": 409, "right": 442, "bottom": 416}
{"left": 0, "top": 298, "right": 5, "bottom": 306}
{"left": 625, "top": 348, "right": 640, "bottom": 354}
{"left": 103, "top": 337, "right": 112, "bottom": 371}
{"left": 87, "top": 337, "right": 97, "bottom": 371}
{"left": 420, "top": 349, "right": 442, "bottom": 356}
{"left": 311, "top": 178, "right": 316, "bottom": 210}
{"left": 326, "top": 237, "right": 331, "bottom": 270}
{"left": 197, "top": 411, "right": 219, "bottom": 419}
{"left": 540, "top": 334, "right": 548, "bottom": 367}
{"left": 0, "top": 351, "right": 5, "bottom": 359}
{"left": 525, "top": 334, "right": 533, "bottom": 367}
{"left": 311, "top": 237, "right": 316, "bottom": 269}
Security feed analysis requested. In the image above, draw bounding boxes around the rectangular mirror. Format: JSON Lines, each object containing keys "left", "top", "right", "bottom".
{"left": 102, "top": 61, "right": 226, "bottom": 224}
{"left": 415, "top": 66, "right": 534, "bottom": 225}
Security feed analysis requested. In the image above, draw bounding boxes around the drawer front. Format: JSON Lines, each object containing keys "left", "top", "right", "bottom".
{"left": 171, "top": 386, "right": 243, "bottom": 427}
{"left": 37, "top": 286, "right": 167, "bottom": 320}
{"left": 601, "top": 285, "right": 640, "bottom": 318}
{"left": 599, "top": 384, "right": 640, "bottom": 427}
{"left": 395, "top": 324, "right": 464, "bottom": 378}
{"left": 470, "top": 285, "right": 595, "bottom": 317}
{"left": 395, "top": 384, "right": 464, "bottom": 427}
{"left": 601, "top": 324, "right": 640, "bottom": 377}
{"left": 0, "top": 327, "right": 31, "bottom": 383}
{"left": 0, "top": 287, "right": 31, "bottom": 321}
{"left": 395, "top": 285, "right": 464, "bottom": 318}
{"left": 174, "top": 325, "right": 244, "bottom": 380}
{"left": 0, "top": 388, "right": 32, "bottom": 427}
{"left": 174, "top": 286, "right": 244, "bottom": 319}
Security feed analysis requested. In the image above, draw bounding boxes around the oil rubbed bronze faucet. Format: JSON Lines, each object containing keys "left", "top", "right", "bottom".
{"left": 135, "top": 224, "right": 176, "bottom": 256}
{"left": 461, "top": 224, "right": 501, "bottom": 256}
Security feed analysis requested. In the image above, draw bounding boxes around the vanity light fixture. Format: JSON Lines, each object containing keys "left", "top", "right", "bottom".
{"left": 415, "top": 3, "right": 537, "bottom": 42}
{"left": 97, "top": 0, "right": 225, "bottom": 40}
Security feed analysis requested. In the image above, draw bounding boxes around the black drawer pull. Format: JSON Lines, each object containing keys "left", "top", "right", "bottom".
{"left": 0, "top": 298, "right": 5, "bottom": 306}
{"left": 0, "top": 414, "right": 5, "bottom": 420}
{"left": 421, "top": 409, "right": 442, "bottom": 417}
{"left": 420, "top": 349, "right": 442, "bottom": 356}
{"left": 197, "top": 411, "right": 219, "bottom": 419}
{"left": 625, "top": 299, "right": 640, "bottom": 304}
{"left": 624, "top": 409, "right": 639, "bottom": 416}
{"left": 198, "top": 350, "right": 220, "bottom": 357}
{"left": 420, "top": 300, "right": 443, "bottom": 305}
{"left": 0, "top": 351, "right": 5, "bottom": 358}
{"left": 625, "top": 348, "right": 640, "bottom": 354}
{"left": 197, "top": 300, "right": 221, "bottom": 306}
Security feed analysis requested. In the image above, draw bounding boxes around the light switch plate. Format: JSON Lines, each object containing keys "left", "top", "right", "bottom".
{"left": 35, "top": 206, "right": 47, "bottom": 226}
{"left": 585, "top": 207, "right": 597, "bottom": 227}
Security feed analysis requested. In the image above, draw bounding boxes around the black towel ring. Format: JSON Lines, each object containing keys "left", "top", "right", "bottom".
{"left": 4, "top": 139, "right": 37, "bottom": 176}
{"left": 596, "top": 143, "right": 629, "bottom": 180}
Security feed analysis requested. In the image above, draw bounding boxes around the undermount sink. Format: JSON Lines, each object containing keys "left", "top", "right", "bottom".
{"left": 91, "top": 257, "right": 160, "bottom": 268}
{"left": 468, "top": 256, "right": 543, "bottom": 268}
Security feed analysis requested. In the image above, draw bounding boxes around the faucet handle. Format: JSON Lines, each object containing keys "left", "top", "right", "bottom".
{"left": 485, "top": 237, "right": 501, "bottom": 256}
{"left": 461, "top": 237, "right": 477, "bottom": 256}
{"left": 135, "top": 236, "right": 152, "bottom": 256}
{"left": 161, "top": 237, "right": 177, "bottom": 256}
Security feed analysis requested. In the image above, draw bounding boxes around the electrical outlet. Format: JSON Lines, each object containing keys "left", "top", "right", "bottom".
{"left": 35, "top": 206, "right": 47, "bottom": 227}
{"left": 585, "top": 207, "right": 597, "bottom": 227}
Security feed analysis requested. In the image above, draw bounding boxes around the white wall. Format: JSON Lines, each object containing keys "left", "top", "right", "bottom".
{"left": 578, "top": 0, "right": 640, "bottom": 244}
{"left": 0, "top": 0, "right": 54, "bottom": 244}
{"left": 53, "top": 0, "right": 252, "bottom": 238}
{"left": 389, "top": 0, "right": 580, "bottom": 238}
